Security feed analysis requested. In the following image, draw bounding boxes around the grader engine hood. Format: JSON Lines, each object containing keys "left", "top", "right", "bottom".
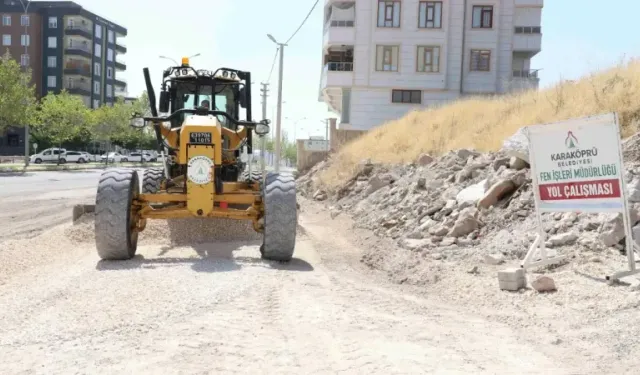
{"left": 180, "top": 115, "right": 223, "bottom": 216}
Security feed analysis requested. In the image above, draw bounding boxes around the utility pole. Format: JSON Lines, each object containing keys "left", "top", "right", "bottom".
{"left": 259, "top": 82, "right": 269, "bottom": 174}
{"left": 325, "top": 118, "right": 330, "bottom": 151}
{"left": 21, "top": 0, "right": 31, "bottom": 167}
{"left": 267, "top": 34, "right": 286, "bottom": 173}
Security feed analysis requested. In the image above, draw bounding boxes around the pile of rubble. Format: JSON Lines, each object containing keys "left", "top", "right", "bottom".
{"left": 297, "top": 132, "right": 640, "bottom": 265}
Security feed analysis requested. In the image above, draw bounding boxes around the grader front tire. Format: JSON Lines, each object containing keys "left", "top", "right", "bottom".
{"left": 142, "top": 167, "right": 165, "bottom": 193}
{"left": 260, "top": 171, "right": 297, "bottom": 262}
{"left": 94, "top": 168, "right": 140, "bottom": 260}
{"left": 240, "top": 169, "right": 262, "bottom": 183}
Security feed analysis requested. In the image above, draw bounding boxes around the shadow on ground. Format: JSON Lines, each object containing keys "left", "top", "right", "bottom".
{"left": 95, "top": 239, "right": 313, "bottom": 273}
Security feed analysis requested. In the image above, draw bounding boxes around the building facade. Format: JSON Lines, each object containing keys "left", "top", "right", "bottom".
{"left": 318, "top": 0, "right": 543, "bottom": 131}
{"left": 0, "top": 0, "right": 127, "bottom": 155}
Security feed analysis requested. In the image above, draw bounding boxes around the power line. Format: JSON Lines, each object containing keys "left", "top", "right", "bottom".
{"left": 267, "top": 47, "right": 279, "bottom": 83}
{"left": 285, "top": 0, "right": 320, "bottom": 45}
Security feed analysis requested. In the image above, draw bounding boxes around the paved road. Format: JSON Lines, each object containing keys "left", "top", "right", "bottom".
{"left": 0, "top": 166, "right": 295, "bottom": 241}
{"left": 0, "top": 170, "right": 130, "bottom": 241}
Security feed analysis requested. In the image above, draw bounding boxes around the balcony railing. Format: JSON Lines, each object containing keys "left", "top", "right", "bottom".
{"left": 65, "top": 43, "right": 91, "bottom": 53}
{"left": 513, "top": 69, "right": 540, "bottom": 79}
{"left": 65, "top": 24, "right": 92, "bottom": 37}
{"left": 64, "top": 80, "right": 91, "bottom": 92}
{"left": 65, "top": 60, "right": 90, "bottom": 70}
{"left": 326, "top": 62, "right": 353, "bottom": 71}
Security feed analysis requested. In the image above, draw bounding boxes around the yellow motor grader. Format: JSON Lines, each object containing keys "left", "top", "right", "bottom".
{"left": 94, "top": 57, "right": 297, "bottom": 262}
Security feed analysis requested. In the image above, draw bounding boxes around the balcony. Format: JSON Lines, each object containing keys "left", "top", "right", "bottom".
{"left": 114, "top": 77, "right": 126, "bottom": 87}
{"left": 63, "top": 60, "right": 91, "bottom": 77}
{"left": 65, "top": 41, "right": 92, "bottom": 59}
{"left": 513, "top": 27, "right": 541, "bottom": 55}
{"left": 115, "top": 41, "right": 126, "bottom": 53}
{"left": 323, "top": 2, "right": 355, "bottom": 49}
{"left": 323, "top": 20, "right": 355, "bottom": 49}
{"left": 64, "top": 79, "right": 91, "bottom": 96}
{"left": 114, "top": 87, "right": 128, "bottom": 97}
{"left": 115, "top": 57, "right": 126, "bottom": 71}
{"left": 65, "top": 24, "right": 92, "bottom": 40}
{"left": 509, "top": 69, "right": 540, "bottom": 92}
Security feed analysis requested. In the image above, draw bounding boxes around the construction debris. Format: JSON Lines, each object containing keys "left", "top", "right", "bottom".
{"left": 297, "top": 128, "right": 640, "bottom": 286}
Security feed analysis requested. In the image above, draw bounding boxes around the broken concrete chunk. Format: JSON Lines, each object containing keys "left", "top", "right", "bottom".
{"left": 547, "top": 231, "right": 578, "bottom": 247}
{"left": 416, "top": 153, "right": 434, "bottom": 166}
{"left": 456, "top": 178, "right": 489, "bottom": 205}
{"left": 477, "top": 179, "right": 516, "bottom": 209}
{"left": 531, "top": 275, "right": 556, "bottom": 292}
{"left": 509, "top": 156, "right": 528, "bottom": 170}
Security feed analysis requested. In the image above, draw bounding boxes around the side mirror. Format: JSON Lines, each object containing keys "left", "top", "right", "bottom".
{"left": 238, "top": 87, "right": 247, "bottom": 108}
{"left": 159, "top": 91, "right": 170, "bottom": 113}
{"left": 129, "top": 112, "right": 145, "bottom": 128}
{"left": 254, "top": 119, "right": 270, "bottom": 136}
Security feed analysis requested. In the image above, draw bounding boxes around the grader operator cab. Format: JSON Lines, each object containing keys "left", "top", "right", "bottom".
{"left": 93, "top": 57, "right": 297, "bottom": 262}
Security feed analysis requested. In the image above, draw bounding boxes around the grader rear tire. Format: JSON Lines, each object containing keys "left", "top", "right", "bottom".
{"left": 142, "top": 167, "right": 165, "bottom": 193}
{"left": 94, "top": 168, "right": 140, "bottom": 260}
{"left": 260, "top": 171, "right": 297, "bottom": 262}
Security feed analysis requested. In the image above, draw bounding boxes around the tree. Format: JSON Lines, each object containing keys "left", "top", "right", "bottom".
{"left": 32, "top": 90, "right": 90, "bottom": 164}
{"left": 0, "top": 50, "right": 37, "bottom": 132}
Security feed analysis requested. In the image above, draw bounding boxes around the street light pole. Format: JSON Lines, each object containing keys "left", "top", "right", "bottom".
{"left": 267, "top": 34, "right": 286, "bottom": 173}
{"left": 20, "top": 0, "right": 31, "bottom": 167}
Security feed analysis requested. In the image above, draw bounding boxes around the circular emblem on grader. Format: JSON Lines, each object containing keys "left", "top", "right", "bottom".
{"left": 187, "top": 156, "right": 214, "bottom": 184}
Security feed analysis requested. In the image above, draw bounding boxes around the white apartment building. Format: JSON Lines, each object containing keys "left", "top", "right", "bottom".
{"left": 318, "top": 0, "right": 543, "bottom": 130}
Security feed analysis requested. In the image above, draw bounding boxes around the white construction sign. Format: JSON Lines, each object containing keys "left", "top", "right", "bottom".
{"left": 522, "top": 112, "right": 638, "bottom": 281}
{"left": 303, "top": 139, "right": 328, "bottom": 152}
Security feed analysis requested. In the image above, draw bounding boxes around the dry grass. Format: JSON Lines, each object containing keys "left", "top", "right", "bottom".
{"left": 318, "top": 58, "right": 640, "bottom": 189}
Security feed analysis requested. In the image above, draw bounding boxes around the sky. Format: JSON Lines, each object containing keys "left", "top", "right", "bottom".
{"left": 66, "top": 0, "right": 640, "bottom": 140}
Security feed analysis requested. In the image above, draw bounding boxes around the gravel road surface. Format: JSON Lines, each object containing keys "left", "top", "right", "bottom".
{"left": 0, "top": 173, "right": 580, "bottom": 374}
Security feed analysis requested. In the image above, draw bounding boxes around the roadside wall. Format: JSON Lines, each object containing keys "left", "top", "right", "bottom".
{"left": 296, "top": 118, "right": 367, "bottom": 172}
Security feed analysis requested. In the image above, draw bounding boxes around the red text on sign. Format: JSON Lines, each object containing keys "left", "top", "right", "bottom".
{"left": 538, "top": 179, "right": 621, "bottom": 200}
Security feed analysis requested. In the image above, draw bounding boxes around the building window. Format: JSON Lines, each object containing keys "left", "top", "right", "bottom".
{"left": 377, "top": 1, "right": 400, "bottom": 28}
{"left": 95, "top": 24, "right": 102, "bottom": 38}
{"left": 472, "top": 6, "right": 493, "bottom": 28}
{"left": 470, "top": 49, "right": 491, "bottom": 71}
{"left": 418, "top": 2, "right": 442, "bottom": 28}
{"left": 20, "top": 34, "right": 29, "bottom": 46}
{"left": 515, "top": 26, "right": 541, "bottom": 34}
{"left": 94, "top": 81, "right": 100, "bottom": 94}
{"left": 93, "top": 99, "right": 100, "bottom": 108}
{"left": 94, "top": 62, "right": 100, "bottom": 76}
{"left": 2, "top": 34, "right": 10, "bottom": 46}
{"left": 20, "top": 54, "right": 29, "bottom": 67}
{"left": 107, "top": 48, "right": 113, "bottom": 61}
{"left": 95, "top": 43, "right": 101, "bottom": 57}
{"left": 417, "top": 46, "right": 440, "bottom": 72}
{"left": 2, "top": 15, "right": 10, "bottom": 26}
{"left": 47, "top": 56, "right": 56, "bottom": 68}
{"left": 375, "top": 45, "right": 399, "bottom": 72}
{"left": 108, "top": 30, "right": 114, "bottom": 43}
{"left": 48, "top": 36, "right": 56, "bottom": 48}
{"left": 48, "top": 17, "right": 57, "bottom": 28}
{"left": 47, "top": 76, "right": 56, "bottom": 88}
{"left": 107, "top": 67, "right": 113, "bottom": 78}
{"left": 106, "top": 84, "right": 112, "bottom": 97}
{"left": 20, "top": 15, "right": 29, "bottom": 26}
{"left": 391, "top": 89, "right": 421, "bottom": 104}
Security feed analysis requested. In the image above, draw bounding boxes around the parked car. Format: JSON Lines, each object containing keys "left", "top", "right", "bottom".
{"left": 30, "top": 148, "right": 67, "bottom": 164}
{"left": 100, "top": 152, "right": 129, "bottom": 163}
{"left": 128, "top": 152, "right": 153, "bottom": 162}
{"left": 64, "top": 151, "right": 90, "bottom": 163}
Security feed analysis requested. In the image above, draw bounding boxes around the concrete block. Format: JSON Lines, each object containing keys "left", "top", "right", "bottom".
{"left": 497, "top": 267, "right": 526, "bottom": 291}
